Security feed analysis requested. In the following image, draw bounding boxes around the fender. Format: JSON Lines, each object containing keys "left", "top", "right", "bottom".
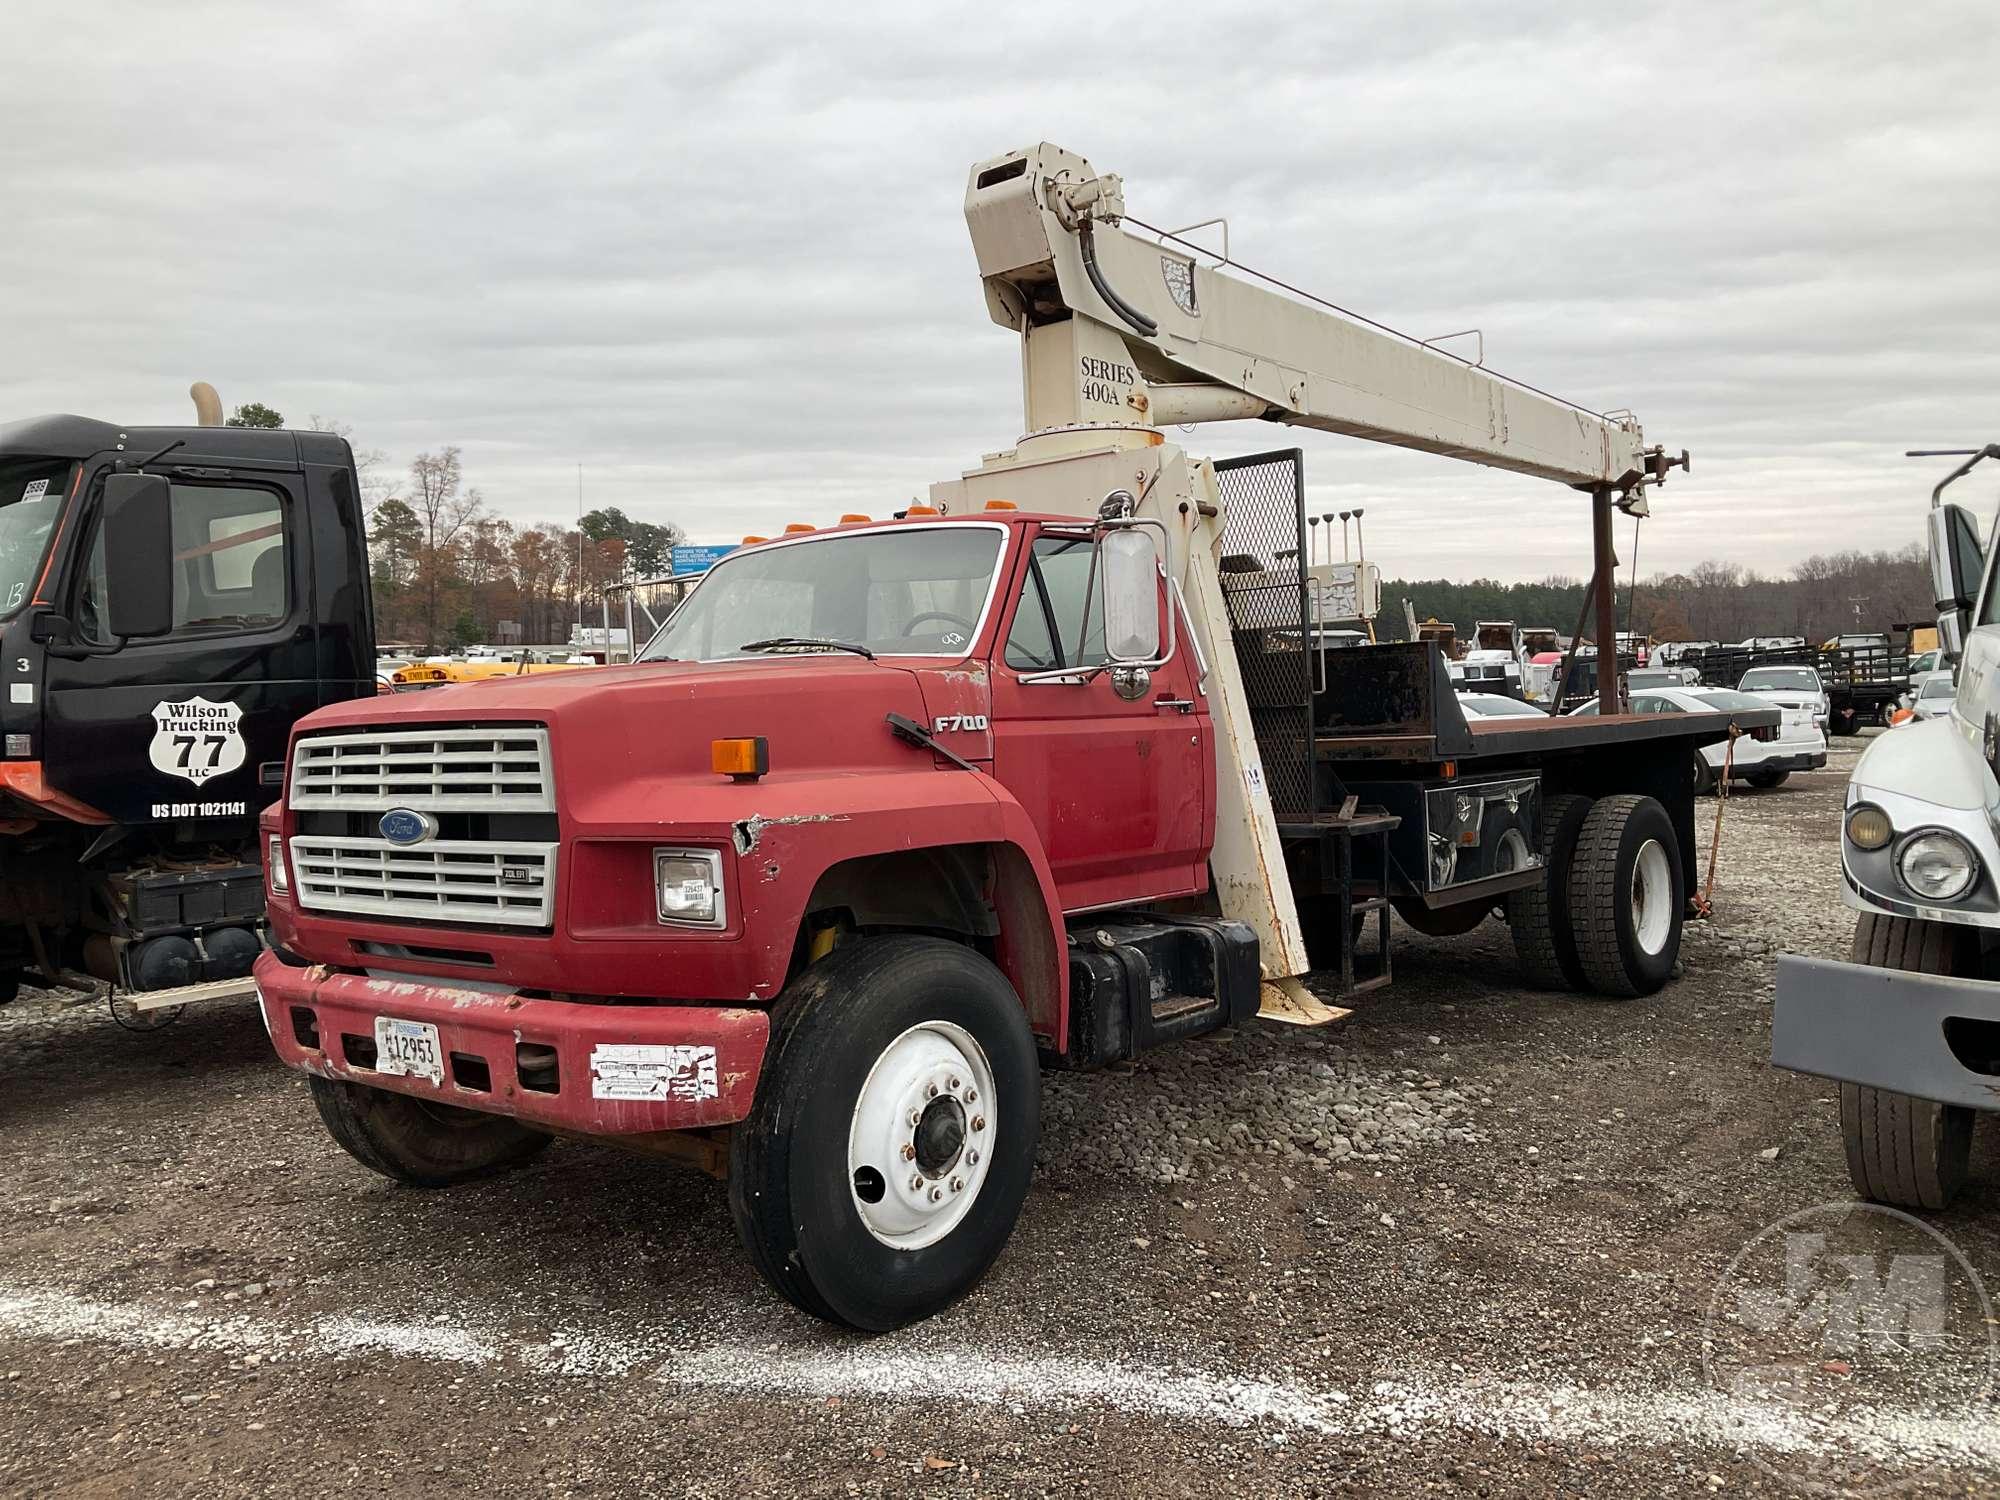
{"left": 1843, "top": 715, "right": 2000, "bottom": 926}
{"left": 703, "top": 769, "right": 1069, "bottom": 1038}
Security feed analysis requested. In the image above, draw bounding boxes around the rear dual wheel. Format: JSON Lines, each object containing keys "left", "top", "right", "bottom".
{"left": 1509, "top": 793, "right": 1682, "bottom": 998}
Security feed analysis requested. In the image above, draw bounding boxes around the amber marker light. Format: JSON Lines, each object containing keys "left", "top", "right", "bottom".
{"left": 713, "top": 737, "right": 769, "bottom": 782}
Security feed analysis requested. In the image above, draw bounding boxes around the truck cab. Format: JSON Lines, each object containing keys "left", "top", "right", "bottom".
{"left": 1773, "top": 444, "right": 2000, "bottom": 1209}
{"left": 0, "top": 415, "right": 370, "bottom": 998}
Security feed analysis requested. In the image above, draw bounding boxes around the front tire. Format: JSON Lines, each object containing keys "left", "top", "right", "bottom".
{"left": 1745, "top": 769, "right": 1789, "bottom": 790}
{"left": 1840, "top": 914, "right": 1976, "bottom": 1210}
{"left": 309, "top": 1077, "right": 551, "bottom": 1188}
{"left": 1569, "top": 795, "right": 1683, "bottom": 998}
{"left": 729, "top": 935, "right": 1040, "bottom": 1331}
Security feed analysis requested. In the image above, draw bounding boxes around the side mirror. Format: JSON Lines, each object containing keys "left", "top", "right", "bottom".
{"left": 103, "top": 472, "right": 175, "bottom": 640}
{"left": 1101, "top": 526, "right": 1161, "bottom": 663}
{"left": 1928, "top": 503, "right": 1985, "bottom": 664}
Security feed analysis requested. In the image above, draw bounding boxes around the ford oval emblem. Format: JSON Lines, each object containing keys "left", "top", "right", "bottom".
{"left": 378, "top": 808, "right": 437, "bottom": 846}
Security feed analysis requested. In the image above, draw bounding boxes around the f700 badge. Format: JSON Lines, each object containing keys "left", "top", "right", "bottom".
{"left": 933, "top": 714, "right": 989, "bottom": 734}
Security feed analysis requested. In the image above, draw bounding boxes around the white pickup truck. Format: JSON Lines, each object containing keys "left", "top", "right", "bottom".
{"left": 1772, "top": 444, "right": 2000, "bottom": 1208}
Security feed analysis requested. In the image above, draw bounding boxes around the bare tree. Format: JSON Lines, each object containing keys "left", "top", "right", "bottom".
{"left": 406, "top": 448, "right": 483, "bottom": 647}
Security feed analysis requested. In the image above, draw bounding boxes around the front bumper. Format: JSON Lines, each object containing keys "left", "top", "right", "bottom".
{"left": 1735, "top": 749, "right": 1827, "bottom": 776}
{"left": 1771, "top": 954, "right": 2000, "bottom": 1111}
{"left": 254, "top": 951, "right": 769, "bottom": 1134}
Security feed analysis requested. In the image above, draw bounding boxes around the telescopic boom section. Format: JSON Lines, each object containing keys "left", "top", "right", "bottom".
{"left": 964, "top": 143, "right": 1669, "bottom": 494}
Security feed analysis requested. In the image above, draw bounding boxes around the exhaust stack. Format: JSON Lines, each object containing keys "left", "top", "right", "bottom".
{"left": 189, "top": 381, "right": 223, "bottom": 427}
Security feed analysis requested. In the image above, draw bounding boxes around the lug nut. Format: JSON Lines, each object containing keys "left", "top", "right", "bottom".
{"left": 929, "top": 1187, "right": 943, "bottom": 1203}
{"left": 925, "top": 1083, "right": 939, "bottom": 1099}
{"left": 948, "top": 1076, "right": 961, "bottom": 1091}
{"left": 966, "top": 1149, "right": 980, "bottom": 1166}
{"left": 950, "top": 1176, "right": 964, "bottom": 1193}
{"left": 964, "top": 1088, "right": 978, "bottom": 1103}
{"left": 908, "top": 1109, "right": 922, "bottom": 1127}
{"left": 971, "top": 1115, "right": 986, "bottom": 1132}
{"left": 900, "top": 1143, "right": 916, "bottom": 1161}
{"left": 909, "top": 1173, "right": 923, "bottom": 1191}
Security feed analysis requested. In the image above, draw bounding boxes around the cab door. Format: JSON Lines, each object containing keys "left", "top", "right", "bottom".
{"left": 987, "top": 527, "right": 1210, "bottom": 912}
{"left": 40, "top": 465, "right": 316, "bottom": 828}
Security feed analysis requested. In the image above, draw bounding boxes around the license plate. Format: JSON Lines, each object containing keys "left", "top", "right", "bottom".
{"left": 373, "top": 1016, "right": 444, "bottom": 1085}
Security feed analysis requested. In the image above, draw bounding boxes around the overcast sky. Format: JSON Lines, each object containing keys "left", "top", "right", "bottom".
{"left": 6, "top": 2, "right": 1997, "bottom": 583}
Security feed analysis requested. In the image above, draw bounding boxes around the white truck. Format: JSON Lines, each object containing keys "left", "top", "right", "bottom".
{"left": 1772, "top": 444, "right": 2000, "bottom": 1208}
{"left": 1457, "top": 621, "right": 1527, "bottom": 698}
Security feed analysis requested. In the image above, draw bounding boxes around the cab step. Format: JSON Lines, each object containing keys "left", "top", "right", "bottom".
{"left": 1051, "top": 914, "right": 1261, "bottom": 1069}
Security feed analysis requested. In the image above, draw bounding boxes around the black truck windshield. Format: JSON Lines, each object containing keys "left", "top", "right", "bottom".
{"left": 641, "top": 526, "right": 1004, "bottom": 663}
{"left": 0, "top": 458, "right": 74, "bottom": 617}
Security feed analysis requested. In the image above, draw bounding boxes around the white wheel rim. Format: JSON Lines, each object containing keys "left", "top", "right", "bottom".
{"left": 847, "top": 1020, "right": 996, "bottom": 1250}
{"left": 1631, "top": 838, "right": 1673, "bottom": 956}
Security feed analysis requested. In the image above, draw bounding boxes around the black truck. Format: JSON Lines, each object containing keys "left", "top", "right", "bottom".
{"left": 1684, "top": 640, "right": 1913, "bottom": 735}
{"left": 0, "top": 413, "right": 370, "bottom": 1009}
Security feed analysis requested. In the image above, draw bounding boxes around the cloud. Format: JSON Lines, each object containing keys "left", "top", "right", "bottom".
{"left": 5, "top": 0, "right": 1996, "bottom": 580}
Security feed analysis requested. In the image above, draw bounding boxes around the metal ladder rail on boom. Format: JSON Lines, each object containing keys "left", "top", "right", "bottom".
{"left": 930, "top": 144, "right": 1687, "bottom": 1018}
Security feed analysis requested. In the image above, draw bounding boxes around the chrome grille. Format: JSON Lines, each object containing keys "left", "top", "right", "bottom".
{"left": 289, "top": 836, "right": 557, "bottom": 927}
{"left": 290, "top": 726, "right": 554, "bottom": 813}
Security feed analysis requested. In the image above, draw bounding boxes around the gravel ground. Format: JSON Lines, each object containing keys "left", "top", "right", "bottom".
{"left": 2, "top": 730, "right": 1997, "bottom": 1498}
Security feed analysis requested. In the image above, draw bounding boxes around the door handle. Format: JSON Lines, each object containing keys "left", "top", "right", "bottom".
{"left": 1155, "top": 698, "right": 1194, "bottom": 714}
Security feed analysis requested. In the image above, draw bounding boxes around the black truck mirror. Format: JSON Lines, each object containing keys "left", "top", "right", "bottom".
{"left": 1928, "top": 502, "right": 1984, "bottom": 664}
{"left": 103, "top": 472, "right": 175, "bottom": 640}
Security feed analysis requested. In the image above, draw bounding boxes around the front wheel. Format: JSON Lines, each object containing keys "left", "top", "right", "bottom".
{"left": 729, "top": 935, "right": 1040, "bottom": 1331}
{"left": 1569, "top": 794, "right": 1683, "bottom": 998}
{"left": 1840, "top": 914, "right": 1976, "bottom": 1210}
{"left": 309, "top": 1077, "right": 551, "bottom": 1188}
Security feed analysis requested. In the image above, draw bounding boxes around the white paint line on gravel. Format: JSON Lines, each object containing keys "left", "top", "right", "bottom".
{"left": 0, "top": 1284, "right": 1994, "bottom": 1473}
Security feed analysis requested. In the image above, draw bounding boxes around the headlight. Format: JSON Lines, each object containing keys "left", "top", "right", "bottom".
{"left": 1845, "top": 805, "right": 1892, "bottom": 851}
{"left": 655, "top": 847, "right": 725, "bottom": 927}
{"left": 1898, "top": 831, "right": 1977, "bottom": 903}
{"left": 267, "top": 834, "right": 289, "bottom": 893}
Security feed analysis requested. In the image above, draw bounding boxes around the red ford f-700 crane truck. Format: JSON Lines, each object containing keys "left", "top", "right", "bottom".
{"left": 246, "top": 146, "right": 1764, "bottom": 1329}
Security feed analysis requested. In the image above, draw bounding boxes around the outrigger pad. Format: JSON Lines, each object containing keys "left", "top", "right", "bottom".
{"left": 1257, "top": 976, "right": 1352, "bottom": 1028}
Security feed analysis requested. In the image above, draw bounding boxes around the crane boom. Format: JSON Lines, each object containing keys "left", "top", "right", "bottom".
{"left": 938, "top": 143, "right": 1684, "bottom": 1015}
{"left": 964, "top": 143, "right": 1667, "bottom": 492}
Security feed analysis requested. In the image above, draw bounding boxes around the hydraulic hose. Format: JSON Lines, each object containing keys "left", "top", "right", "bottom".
{"left": 1077, "top": 219, "right": 1157, "bottom": 338}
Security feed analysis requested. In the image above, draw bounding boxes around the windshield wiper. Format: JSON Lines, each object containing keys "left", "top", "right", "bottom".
{"left": 737, "top": 637, "right": 876, "bottom": 661}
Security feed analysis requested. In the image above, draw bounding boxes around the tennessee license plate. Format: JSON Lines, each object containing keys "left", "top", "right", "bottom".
{"left": 373, "top": 1016, "right": 444, "bottom": 1085}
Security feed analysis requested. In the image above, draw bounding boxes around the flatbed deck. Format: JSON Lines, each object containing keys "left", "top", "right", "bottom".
{"left": 1314, "top": 707, "right": 1778, "bottom": 763}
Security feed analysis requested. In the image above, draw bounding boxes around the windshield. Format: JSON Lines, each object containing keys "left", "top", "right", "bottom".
{"left": 1690, "top": 689, "right": 1771, "bottom": 712}
{"left": 0, "top": 457, "right": 74, "bottom": 617}
{"left": 642, "top": 525, "right": 1005, "bottom": 663}
{"left": 1459, "top": 695, "right": 1538, "bottom": 717}
{"left": 1740, "top": 668, "right": 1819, "bottom": 692}
{"left": 1920, "top": 675, "right": 1956, "bottom": 700}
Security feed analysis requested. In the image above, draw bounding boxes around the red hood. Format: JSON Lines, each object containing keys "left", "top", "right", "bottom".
{"left": 299, "top": 657, "right": 939, "bottom": 780}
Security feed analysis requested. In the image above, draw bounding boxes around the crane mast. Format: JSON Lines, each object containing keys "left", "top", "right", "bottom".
{"left": 934, "top": 143, "right": 1686, "bottom": 1015}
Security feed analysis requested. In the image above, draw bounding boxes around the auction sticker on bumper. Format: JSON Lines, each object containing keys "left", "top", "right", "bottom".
{"left": 373, "top": 1017, "right": 445, "bottom": 1085}
{"left": 589, "top": 1043, "right": 718, "bottom": 1102}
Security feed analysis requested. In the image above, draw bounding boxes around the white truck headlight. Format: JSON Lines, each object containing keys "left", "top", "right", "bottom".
{"left": 1898, "top": 831, "right": 1977, "bottom": 902}
{"left": 655, "top": 847, "right": 725, "bottom": 927}
{"left": 267, "top": 834, "right": 289, "bottom": 894}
